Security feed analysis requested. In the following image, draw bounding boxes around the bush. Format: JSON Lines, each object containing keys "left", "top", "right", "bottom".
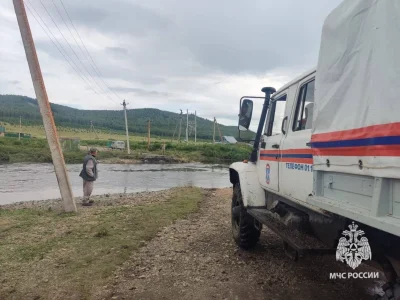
{"left": 80, "top": 140, "right": 108, "bottom": 147}
{"left": 0, "top": 152, "right": 10, "bottom": 162}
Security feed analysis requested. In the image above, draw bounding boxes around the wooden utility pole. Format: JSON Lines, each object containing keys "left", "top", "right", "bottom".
{"left": 217, "top": 121, "right": 223, "bottom": 142}
{"left": 122, "top": 100, "right": 131, "bottom": 154}
{"left": 147, "top": 119, "right": 151, "bottom": 150}
{"left": 90, "top": 121, "right": 99, "bottom": 139}
{"left": 186, "top": 109, "right": 189, "bottom": 142}
{"left": 178, "top": 109, "right": 182, "bottom": 141}
{"left": 13, "top": 0, "right": 76, "bottom": 212}
{"left": 19, "top": 116, "right": 21, "bottom": 140}
{"left": 213, "top": 117, "right": 216, "bottom": 143}
{"left": 90, "top": 120, "right": 93, "bottom": 140}
{"left": 194, "top": 111, "right": 197, "bottom": 144}
{"left": 172, "top": 123, "right": 178, "bottom": 141}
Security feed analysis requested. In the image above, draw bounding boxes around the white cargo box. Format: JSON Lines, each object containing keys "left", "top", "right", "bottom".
{"left": 309, "top": 0, "right": 400, "bottom": 236}
{"left": 312, "top": 0, "right": 400, "bottom": 178}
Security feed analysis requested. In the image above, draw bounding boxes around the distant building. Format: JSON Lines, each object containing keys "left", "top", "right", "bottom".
{"left": 0, "top": 126, "right": 5, "bottom": 137}
{"left": 222, "top": 136, "right": 237, "bottom": 144}
{"left": 109, "top": 140, "right": 125, "bottom": 150}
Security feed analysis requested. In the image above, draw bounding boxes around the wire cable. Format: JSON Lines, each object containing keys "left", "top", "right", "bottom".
{"left": 58, "top": 0, "right": 123, "bottom": 101}
{"left": 38, "top": 0, "right": 117, "bottom": 103}
{"left": 50, "top": 0, "right": 120, "bottom": 103}
{"left": 25, "top": 2, "right": 112, "bottom": 103}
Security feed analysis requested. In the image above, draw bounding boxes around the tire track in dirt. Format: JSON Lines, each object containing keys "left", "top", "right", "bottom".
{"left": 105, "top": 188, "right": 378, "bottom": 300}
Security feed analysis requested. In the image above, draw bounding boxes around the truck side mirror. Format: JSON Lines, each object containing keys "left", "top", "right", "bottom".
{"left": 238, "top": 99, "right": 253, "bottom": 131}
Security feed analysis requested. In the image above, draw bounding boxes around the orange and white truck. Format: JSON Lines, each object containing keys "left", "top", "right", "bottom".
{"left": 230, "top": 1, "right": 400, "bottom": 298}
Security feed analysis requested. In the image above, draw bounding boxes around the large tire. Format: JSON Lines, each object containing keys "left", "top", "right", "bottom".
{"left": 231, "top": 183, "right": 261, "bottom": 249}
{"left": 375, "top": 282, "right": 400, "bottom": 300}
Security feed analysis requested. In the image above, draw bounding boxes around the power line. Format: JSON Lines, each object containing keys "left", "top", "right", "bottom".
{"left": 58, "top": 0, "right": 123, "bottom": 101}
{"left": 50, "top": 0, "right": 90, "bottom": 67}
{"left": 37, "top": 0, "right": 117, "bottom": 104}
{"left": 38, "top": 0, "right": 114, "bottom": 102}
{"left": 51, "top": 0, "right": 120, "bottom": 103}
{"left": 25, "top": 2, "right": 111, "bottom": 103}
{"left": 26, "top": 1, "right": 108, "bottom": 102}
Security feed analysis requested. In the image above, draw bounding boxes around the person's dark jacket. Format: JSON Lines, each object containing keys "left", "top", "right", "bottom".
{"left": 79, "top": 154, "right": 98, "bottom": 181}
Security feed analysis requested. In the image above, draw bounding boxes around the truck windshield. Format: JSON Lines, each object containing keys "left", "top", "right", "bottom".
{"left": 264, "top": 94, "right": 287, "bottom": 136}
{"left": 271, "top": 100, "right": 286, "bottom": 135}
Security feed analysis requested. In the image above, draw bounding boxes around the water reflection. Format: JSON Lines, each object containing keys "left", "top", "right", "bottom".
{"left": 0, "top": 163, "right": 230, "bottom": 204}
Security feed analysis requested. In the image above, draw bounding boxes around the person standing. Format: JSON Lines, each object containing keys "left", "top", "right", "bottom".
{"left": 79, "top": 148, "right": 98, "bottom": 206}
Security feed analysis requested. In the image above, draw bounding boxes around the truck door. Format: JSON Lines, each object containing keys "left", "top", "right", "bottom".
{"left": 279, "top": 77, "right": 315, "bottom": 201}
{"left": 258, "top": 92, "right": 287, "bottom": 192}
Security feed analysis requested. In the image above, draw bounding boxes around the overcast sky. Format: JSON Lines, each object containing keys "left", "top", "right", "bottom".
{"left": 0, "top": 0, "right": 342, "bottom": 126}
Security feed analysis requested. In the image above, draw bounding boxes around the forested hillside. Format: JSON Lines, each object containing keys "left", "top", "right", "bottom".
{"left": 0, "top": 95, "right": 255, "bottom": 140}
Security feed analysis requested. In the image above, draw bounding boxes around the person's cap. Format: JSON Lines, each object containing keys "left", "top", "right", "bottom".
{"left": 89, "top": 147, "right": 98, "bottom": 153}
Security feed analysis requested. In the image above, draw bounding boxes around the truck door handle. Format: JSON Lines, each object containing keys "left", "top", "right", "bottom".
{"left": 281, "top": 116, "right": 288, "bottom": 135}
{"left": 272, "top": 144, "right": 280, "bottom": 149}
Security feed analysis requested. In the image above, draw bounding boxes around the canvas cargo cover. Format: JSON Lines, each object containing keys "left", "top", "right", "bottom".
{"left": 312, "top": 0, "right": 400, "bottom": 178}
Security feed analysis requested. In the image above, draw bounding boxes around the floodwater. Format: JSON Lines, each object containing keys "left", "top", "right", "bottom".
{"left": 0, "top": 163, "right": 231, "bottom": 205}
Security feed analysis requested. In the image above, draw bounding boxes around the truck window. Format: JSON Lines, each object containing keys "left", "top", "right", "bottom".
{"left": 293, "top": 79, "right": 315, "bottom": 131}
{"left": 265, "top": 94, "right": 287, "bottom": 136}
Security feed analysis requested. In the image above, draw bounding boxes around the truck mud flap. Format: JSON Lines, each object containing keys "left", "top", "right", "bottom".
{"left": 247, "top": 208, "right": 335, "bottom": 258}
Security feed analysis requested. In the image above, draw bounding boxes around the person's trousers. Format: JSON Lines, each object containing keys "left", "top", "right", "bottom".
{"left": 83, "top": 180, "right": 94, "bottom": 200}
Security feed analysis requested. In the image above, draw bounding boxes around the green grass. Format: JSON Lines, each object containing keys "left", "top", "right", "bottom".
{"left": 0, "top": 137, "right": 252, "bottom": 164}
{"left": 4, "top": 123, "right": 212, "bottom": 143}
{"left": 0, "top": 187, "right": 204, "bottom": 300}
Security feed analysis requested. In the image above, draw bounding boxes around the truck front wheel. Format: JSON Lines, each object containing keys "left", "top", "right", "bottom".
{"left": 231, "top": 183, "right": 261, "bottom": 249}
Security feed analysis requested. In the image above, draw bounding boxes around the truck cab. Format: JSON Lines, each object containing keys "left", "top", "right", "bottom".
{"left": 258, "top": 69, "right": 315, "bottom": 203}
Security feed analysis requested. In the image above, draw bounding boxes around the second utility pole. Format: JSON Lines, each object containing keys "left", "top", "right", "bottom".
{"left": 122, "top": 100, "right": 131, "bottom": 154}
{"left": 178, "top": 109, "right": 183, "bottom": 141}
{"left": 147, "top": 119, "right": 151, "bottom": 150}
{"left": 186, "top": 109, "right": 189, "bottom": 142}
{"left": 194, "top": 111, "right": 197, "bottom": 144}
{"left": 19, "top": 116, "right": 21, "bottom": 140}
{"left": 213, "top": 117, "right": 216, "bottom": 143}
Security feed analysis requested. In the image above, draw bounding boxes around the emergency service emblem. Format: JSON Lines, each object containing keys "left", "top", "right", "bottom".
{"left": 266, "top": 164, "right": 270, "bottom": 184}
{"left": 336, "top": 222, "right": 372, "bottom": 270}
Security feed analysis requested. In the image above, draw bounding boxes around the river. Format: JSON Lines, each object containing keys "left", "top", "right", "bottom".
{"left": 0, "top": 163, "right": 231, "bottom": 205}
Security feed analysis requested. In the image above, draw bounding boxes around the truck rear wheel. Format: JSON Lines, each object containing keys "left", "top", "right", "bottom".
{"left": 375, "top": 281, "right": 400, "bottom": 300}
{"left": 231, "top": 183, "right": 261, "bottom": 249}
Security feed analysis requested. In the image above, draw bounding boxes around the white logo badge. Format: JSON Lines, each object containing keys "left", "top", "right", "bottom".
{"left": 336, "top": 222, "right": 372, "bottom": 269}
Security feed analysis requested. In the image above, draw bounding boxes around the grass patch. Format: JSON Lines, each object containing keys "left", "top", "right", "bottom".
{"left": 0, "top": 187, "right": 203, "bottom": 299}
{"left": 0, "top": 136, "right": 251, "bottom": 164}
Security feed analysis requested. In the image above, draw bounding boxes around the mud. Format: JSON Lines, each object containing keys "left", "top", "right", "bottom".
{"left": 104, "top": 188, "right": 380, "bottom": 300}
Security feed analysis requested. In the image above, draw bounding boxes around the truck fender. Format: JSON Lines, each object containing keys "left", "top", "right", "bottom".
{"left": 229, "top": 162, "right": 266, "bottom": 208}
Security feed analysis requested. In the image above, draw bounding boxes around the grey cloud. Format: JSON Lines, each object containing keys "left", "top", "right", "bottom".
{"left": 35, "top": 39, "right": 169, "bottom": 85}
{"left": 51, "top": 0, "right": 173, "bottom": 37}
{"left": 106, "top": 47, "right": 129, "bottom": 56}
{"left": 111, "top": 86, "right": 170, "bottom": 97}
{"left": 1, "top": 0, "right": 344, "bottom": 124}
{"left": 58, "top": 0, "right": 340, "bottom": 76}
{"left": 30, "top": 0, "right": 341, "bottom": 81}
{"left": 8, "top": 80, "right": 20, "bottom": 85}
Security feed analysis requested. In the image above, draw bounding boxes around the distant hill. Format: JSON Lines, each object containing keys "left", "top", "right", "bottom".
{"left": 0, "top": 95, "right": 255, "bottom": 140}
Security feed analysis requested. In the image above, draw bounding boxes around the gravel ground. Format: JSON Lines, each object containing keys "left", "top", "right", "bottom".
{"left": 0, "top": 189, "right": 180, "bottom": 212}
{"left": 105, "top": 188, "right": 381, "bottom": 300}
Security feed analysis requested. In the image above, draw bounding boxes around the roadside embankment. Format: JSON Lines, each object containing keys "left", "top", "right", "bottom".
{"left": 0, "top": 187, "right": 206, "bottom": 299}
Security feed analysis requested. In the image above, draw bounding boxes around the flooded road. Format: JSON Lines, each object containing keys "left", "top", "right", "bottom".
{"left": 0, "top": 163, "right": 230, "bottom": 205}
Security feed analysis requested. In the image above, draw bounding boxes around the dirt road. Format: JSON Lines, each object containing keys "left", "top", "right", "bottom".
{"left": 108, "top": 188, "right": 379, "bottom": 300}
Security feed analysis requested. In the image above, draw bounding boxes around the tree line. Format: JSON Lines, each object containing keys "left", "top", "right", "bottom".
{"left": 0, "top": 94, "right": 255, "bottom": 140}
